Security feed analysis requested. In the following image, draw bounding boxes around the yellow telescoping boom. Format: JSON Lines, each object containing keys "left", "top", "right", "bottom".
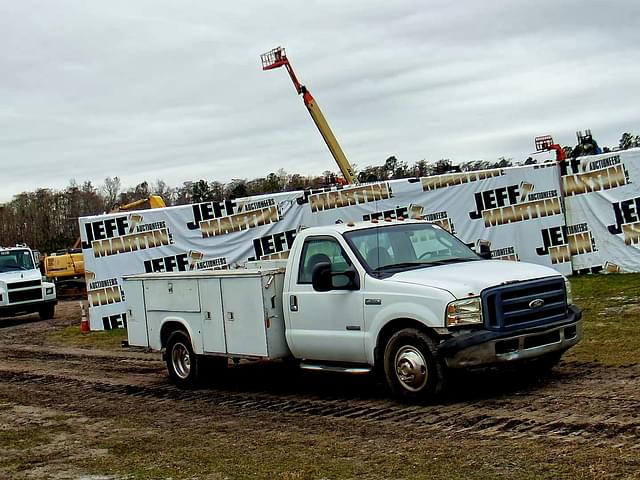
{"left": 261, "top": 47, "right": 355, "bottom": 184}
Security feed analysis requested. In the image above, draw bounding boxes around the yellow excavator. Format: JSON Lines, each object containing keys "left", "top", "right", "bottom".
{"left": 43, "top": 195, "right": 166, "bottom": 296}
{"left": 261, "top": 47, "right": 355, "bottom": 184}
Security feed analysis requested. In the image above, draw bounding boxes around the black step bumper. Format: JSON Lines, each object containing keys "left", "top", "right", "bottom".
{"left": 0, "top": 299, "right": 57, "bottom": 318}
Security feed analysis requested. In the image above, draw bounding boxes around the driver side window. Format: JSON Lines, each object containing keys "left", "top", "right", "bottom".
{"left": 298, "top": 237, "right": 351, "bottom": 284}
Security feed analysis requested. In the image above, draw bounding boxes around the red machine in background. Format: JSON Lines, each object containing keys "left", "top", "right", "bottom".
{"left": 535, "top": 135, "right": 566, "bottom": 163}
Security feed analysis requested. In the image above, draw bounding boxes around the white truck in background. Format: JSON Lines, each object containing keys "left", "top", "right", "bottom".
{"left": 123, "top": 219, "right": 582, "bottom": 402}
{"left": 0, "top": 245, "right": 57, "bottom": 320}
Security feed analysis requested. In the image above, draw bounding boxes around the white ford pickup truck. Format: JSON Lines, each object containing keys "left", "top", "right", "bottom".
{"left": 123, "top": 219, "right": 582, "bottom": 402}
{"left": 0, "top": 245, "right": 57, "bottom": 320}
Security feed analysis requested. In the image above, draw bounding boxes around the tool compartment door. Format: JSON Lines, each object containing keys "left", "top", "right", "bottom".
{"left": 199, "top": 278, "right": 226, "bottom": 354}
{"left": 222, "top": 277, "right": 268, "bottom": 356}
{"left": 143, "top": 279, "right": 200, "bottom": 312}
{"left": 124, "top": 279, "right": 149, "bottom": 347}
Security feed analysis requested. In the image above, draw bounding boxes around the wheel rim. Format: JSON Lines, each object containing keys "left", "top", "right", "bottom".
{"left": 171, "top": 342, "right": 191, "bottom": 379}
{"left": 395, "top": 346, "right": 428, "bottom": 392}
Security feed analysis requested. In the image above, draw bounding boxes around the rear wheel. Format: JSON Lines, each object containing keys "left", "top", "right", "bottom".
{"left": 383, "top": 328, "right": 447, "bottom": 403}
{"left": 39, "top": 304, "right": 55, "bottom": 320}
{"left": 166, "top": 331, "right": 201, "bottom": 388}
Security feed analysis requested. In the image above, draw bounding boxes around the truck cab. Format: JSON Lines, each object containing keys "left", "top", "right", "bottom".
{"left": 124, "top": 219, "right": 581, "bottom": 402}
{"left": 0, "top": 246, "right": 57, "bottom": 320}
{"left": 281, "top": 219, "right": 581, "bottom": 400}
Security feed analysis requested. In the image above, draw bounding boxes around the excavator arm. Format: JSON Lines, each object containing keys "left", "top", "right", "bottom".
{"left": 112, "top": 195, "right": 166, "bottom": 212}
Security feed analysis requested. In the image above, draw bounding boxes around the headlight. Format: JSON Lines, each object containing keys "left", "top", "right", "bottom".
{"left": 564, "top": 278, "right": 573, "bottom": 305}
{"left": 46, "top": 287, "right": 54, "bottom": 295}
{"left": 446, "top": 297, "right": 483, "bottom": 327}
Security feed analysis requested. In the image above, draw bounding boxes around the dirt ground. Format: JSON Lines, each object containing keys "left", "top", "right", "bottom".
{"left": 0, "top": 301, "right": 638, "bottom": 479}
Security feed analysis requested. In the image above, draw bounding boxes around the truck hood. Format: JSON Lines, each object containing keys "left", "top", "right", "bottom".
{"left": 383, "top": 260, "right": 563, "bottom": 298}
{"left": 0, "top": 269, "right": 41, "bottom": 287}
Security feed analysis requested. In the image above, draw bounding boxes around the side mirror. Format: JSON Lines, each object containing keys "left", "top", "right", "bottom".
{"left": 477, "top": 240, "right": 492, "bottom": 260}
{"left": 311, "top": 262, "right": 360, "bottom": 292}
{"left": 311, "top": 262, "right": 332, "bottom": 292}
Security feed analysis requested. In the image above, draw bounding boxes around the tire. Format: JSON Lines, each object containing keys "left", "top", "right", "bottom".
{"left": 166, "top": 331, "right": 201, "bottom": 388}
{"left": 383, "top": 328, "right": 447, "bottom": 403}
{"left": 39, "top": 304, "right": 55, "bottom": 320}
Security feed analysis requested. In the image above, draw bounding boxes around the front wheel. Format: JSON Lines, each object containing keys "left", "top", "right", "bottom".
{"left": 166, "top": 331, "right": 201, "bottom": 388}
{"left": 383, "top": 328, "right": 447, "bottom": 403}
{"left": 39, "top": 304, "right": 55, "bottom": 320}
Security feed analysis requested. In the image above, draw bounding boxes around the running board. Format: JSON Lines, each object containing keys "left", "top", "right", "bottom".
{"left": 299, "top": 363, "right": 372, "bottom": 374}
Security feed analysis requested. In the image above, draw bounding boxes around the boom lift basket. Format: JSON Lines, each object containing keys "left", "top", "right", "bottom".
{"left": 261, "top": 47, "right": 288, "bottom": 71}
{"left": 535, "top": 135, "right": 555, "bottom": 152}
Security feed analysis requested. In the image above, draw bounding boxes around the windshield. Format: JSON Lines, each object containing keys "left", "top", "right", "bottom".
{"left": 344, "top": 223, "right": 479, "bottom": 274}
{"left": 0, "top": 250, "right": 35, "bottom": 272}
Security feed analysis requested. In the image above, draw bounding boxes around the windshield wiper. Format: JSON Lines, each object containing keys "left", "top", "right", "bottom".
{"left": 372, "top": 257, "right": 480, "bottom": 273}
{"left": 422, "top": 258, "right": 479, "bottom": 266}
{"left": 373, "top": 262, "right": 429, "bottom": 272}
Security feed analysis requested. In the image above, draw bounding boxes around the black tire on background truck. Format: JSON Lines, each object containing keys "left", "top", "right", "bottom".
{"left": 383, "top": 328, "right": 448, "bottom": 403}
{"left": 166, "top": 330, "right": 202, "bottom": 388}
{"left": 39, "top": 304, "right": 55, "bottom": 320}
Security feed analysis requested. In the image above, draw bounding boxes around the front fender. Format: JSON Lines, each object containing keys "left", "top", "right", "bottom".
{"left": 42, "top": 281, "right": 56, "bottom": 301}
{"left": 364, "top": 293, "right": 451, "bottom": 365}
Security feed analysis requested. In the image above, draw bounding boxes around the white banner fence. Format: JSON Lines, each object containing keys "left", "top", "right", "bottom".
{"left": 79, "top": 148, "right": 640, "bottom": 330}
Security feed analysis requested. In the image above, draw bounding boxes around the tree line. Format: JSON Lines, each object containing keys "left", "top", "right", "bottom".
{"left": 2, "top": 132, "right": 638, "bottom": 253}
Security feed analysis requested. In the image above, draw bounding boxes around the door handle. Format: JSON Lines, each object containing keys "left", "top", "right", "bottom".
{"left": 289, "top": 295, "right": 298, "bottom": 312}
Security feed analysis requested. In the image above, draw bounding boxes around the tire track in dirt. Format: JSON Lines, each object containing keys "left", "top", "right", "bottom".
{"left": 0, "top": 351, "right": 638, "bottom": 448}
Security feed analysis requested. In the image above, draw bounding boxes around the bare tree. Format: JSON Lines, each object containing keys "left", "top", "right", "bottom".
{"left": 102, "top": 176, "right": 121, "bottom": 210}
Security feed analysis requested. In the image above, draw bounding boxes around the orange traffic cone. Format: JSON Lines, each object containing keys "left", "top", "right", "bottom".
{"left": 80, "top": 301, "right": 90, "bottom": 333}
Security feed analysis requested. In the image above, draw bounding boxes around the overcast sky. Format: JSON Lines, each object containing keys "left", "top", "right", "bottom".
{"left": 1, "top": 0, "right": 639, "bottom": 202}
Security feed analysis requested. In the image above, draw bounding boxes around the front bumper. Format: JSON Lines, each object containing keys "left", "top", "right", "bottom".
{"left": 0, "top": 299, "right": 57, "bottom": 318}
{"left": 440, "top": 305, "right": 582, "bottom": 368}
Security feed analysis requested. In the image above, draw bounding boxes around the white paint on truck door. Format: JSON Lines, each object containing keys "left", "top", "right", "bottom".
{"left": 199, "top": 279, "right": 226, "bottom": 354}
{"left": 222, "top": 277, "right": 268, "bottom": 356}
{"left": 285, "top": 236, "right": 366, "bottom": 363}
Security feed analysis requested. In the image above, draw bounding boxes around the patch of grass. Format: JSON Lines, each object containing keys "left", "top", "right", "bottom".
{"left": 0, "top": 423, "right": 79, "bottom": 479}
{"left": 76, "top": 422, "right": 639, "bottom": 480}
{"left": 2, "top": 407, "right": 638, "bottom": 480}
{"left": 566, "top": 273, "right": 640, "bottom": 365}
{"left": 0, "top": 427, "right": 53, "bottom": 451}
{"left": 49, "top": 326, "right": 127, "bottom": 350}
